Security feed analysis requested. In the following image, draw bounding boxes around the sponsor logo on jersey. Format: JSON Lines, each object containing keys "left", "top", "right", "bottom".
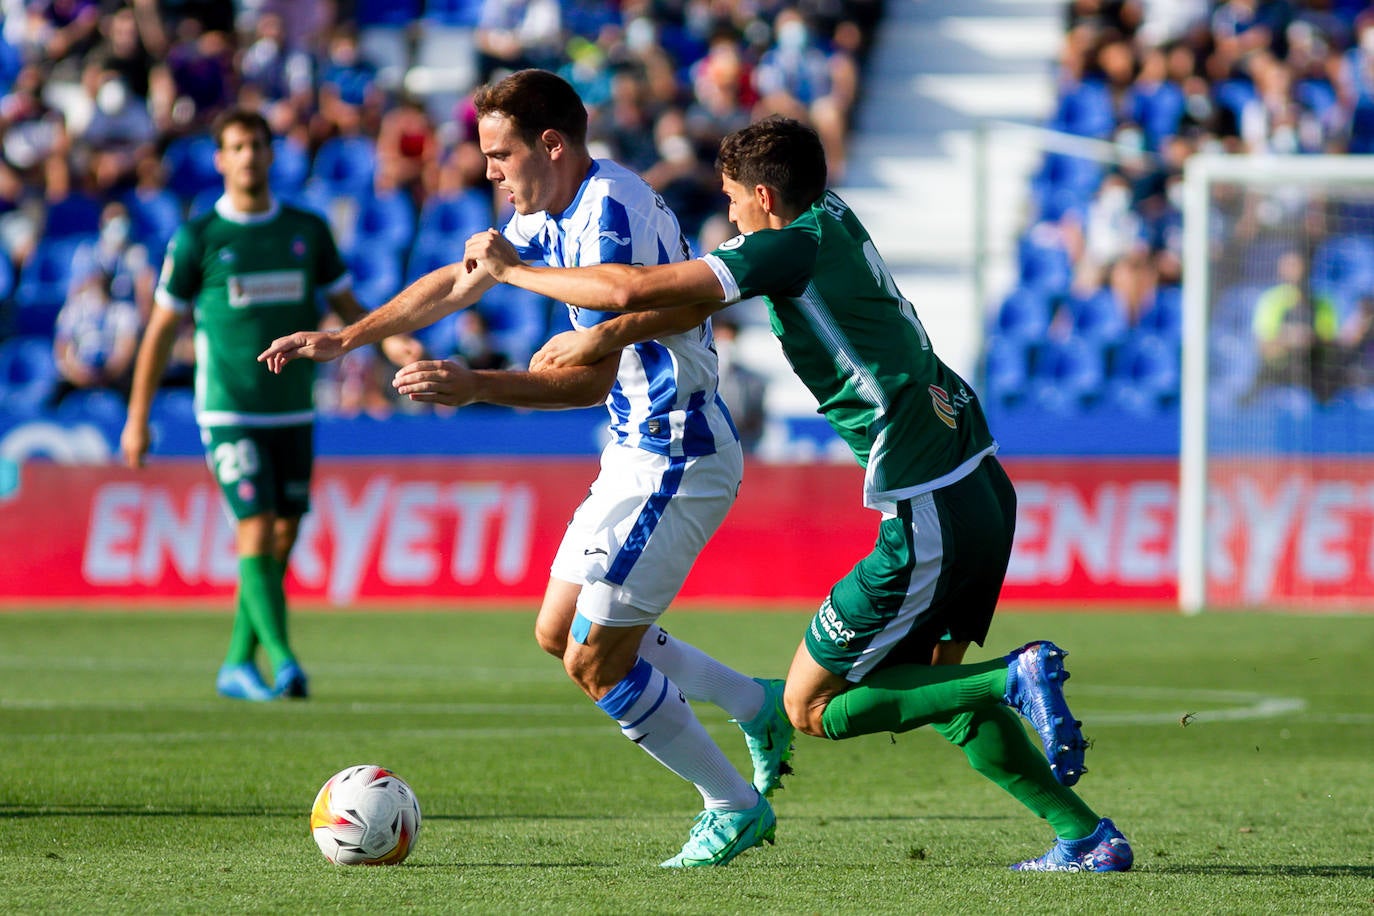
{"left": 929, "top": 384, "right": 958, "bottom": 429}
{"left": 218, "top": 248, "right": 235, "bottom": 264}
{"left": 227, "top": 270, "right": 307, "bottom": 307}
{"left": 292, "top": 237, "right": 306, "bottom": 258}
{"left": 236, "top": 479, "right": 256, "bottom": 503}
{"left": 816, "top": 597, "right": 855, "bottom": 649}
{"left": 597, "top": 230, "right": 631, "bottom": 247}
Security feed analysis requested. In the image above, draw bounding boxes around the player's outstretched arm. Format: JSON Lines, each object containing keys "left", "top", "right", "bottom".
{"left": 258, "top": 261, "right": 497, "bottom": 373}
{"left": 325, "top": 287, "right": 427, "bottom": 367}
{"left": 530, "top": 303, "right": 721, "bottom": 370}
{"left": 393, "top": 352, "right": 619, "bottom": 411}
{"left": 464, "top": 229, "right": 724, "bottom": 313}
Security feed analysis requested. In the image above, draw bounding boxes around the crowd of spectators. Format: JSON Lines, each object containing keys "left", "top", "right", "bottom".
{"left": 0, "top": 0, "right": 882, "bottom": 432}
{"left": 987, "top": 0, "right": 1374, "bottom": 419}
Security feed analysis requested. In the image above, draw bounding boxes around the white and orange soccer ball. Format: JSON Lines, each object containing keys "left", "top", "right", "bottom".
{"left": 310, "top": 765, "right": 422, "bottom": 865}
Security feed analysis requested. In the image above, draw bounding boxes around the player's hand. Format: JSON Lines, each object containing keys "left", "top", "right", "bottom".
{"left": 380, "top": 334, "right": 426, "bottom": 367}
{"left": 393, "top": 359, "right": 478, "bottom": 407}
{"left": 257, "top": 330, "right": 345, "bottom": 372}
{"left": 119, "top": 421, "right": 150, "bottom": 470}
{"left": 530, "top": 330, "right": 608, "bottom": 370}
{"left": 463, "top": 229, "right": 522, "bottom": 280}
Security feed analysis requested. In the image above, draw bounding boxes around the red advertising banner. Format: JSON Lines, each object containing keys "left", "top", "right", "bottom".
{"left": 4, "top": 457, "right": 1373, "bottom": 608}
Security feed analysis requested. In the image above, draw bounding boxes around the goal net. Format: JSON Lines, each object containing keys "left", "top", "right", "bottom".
{"left": 1180, "top": 154, "right": 1374, "bottom": 612}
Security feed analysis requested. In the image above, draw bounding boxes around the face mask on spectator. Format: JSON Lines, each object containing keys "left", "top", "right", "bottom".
{"left": 777, "top": 20, "right": 809, "bottom": 52}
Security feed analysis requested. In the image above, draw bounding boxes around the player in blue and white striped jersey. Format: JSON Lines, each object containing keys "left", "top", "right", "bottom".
{"left": 260, "top": 70, "right": 789, "bottom": 868}
{"left": 501, "top": 156, "right": 739, "bottom": 459}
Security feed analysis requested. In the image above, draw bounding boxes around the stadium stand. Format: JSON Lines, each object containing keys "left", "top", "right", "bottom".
{"left": 0, "top": 0, "right": 884, "bottom": 427}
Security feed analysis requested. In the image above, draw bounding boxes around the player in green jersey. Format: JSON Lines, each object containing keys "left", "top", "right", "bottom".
{"left": 463, "top": 116, "right": 1134, "bottom": 872}
{"left": 120, "top": 108, "right": 421, "bottom": 702}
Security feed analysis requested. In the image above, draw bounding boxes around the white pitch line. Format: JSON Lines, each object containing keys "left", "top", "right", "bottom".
{"left": 1068, "top": 685, "right": 1308, "bottom": 726}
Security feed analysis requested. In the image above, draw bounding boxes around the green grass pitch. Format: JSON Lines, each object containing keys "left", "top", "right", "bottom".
{"left": 1, "top": 608, "right": 1371, "bottom": 914}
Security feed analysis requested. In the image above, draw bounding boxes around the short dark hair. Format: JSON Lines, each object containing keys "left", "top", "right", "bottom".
{"left": 211, "top": 108, "right": 272, "bottom": 148}
{"left": 473, "top": 69, "right": 588, "bottom": 149}
{"left": 716, "top": 117, "right": 827, "bottom": 212}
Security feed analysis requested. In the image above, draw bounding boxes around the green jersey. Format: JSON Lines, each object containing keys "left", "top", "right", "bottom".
{"left": 704, "top": 191, "right": 996, "bottom": 512}
{"left": 156, "top": 197, "right": 349, "bottom": 427}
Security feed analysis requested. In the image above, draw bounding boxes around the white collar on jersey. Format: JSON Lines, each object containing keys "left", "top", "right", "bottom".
{"left": 213, "top": 195, "right": 281, "bottom": 224}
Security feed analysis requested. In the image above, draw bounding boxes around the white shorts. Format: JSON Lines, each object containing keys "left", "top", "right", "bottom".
{"left": 550, "top": 440, "right": 743, "bottom": 626}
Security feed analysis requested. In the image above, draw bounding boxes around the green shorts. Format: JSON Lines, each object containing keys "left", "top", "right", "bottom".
{"left": 201, "top": 424, "right": 314, "bottom": 521}
{"left": 805, "top": 456, "right": 1017, "bottom": 682}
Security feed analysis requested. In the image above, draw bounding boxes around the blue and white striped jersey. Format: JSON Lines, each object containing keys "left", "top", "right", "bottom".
{"left": 502, "top": 159, "right": 739, "bottom": 457}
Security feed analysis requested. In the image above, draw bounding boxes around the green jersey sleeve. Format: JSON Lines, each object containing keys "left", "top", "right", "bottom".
{"left": 708, "top": 224, "right": 818, "bottom": 302}
{"left": 156, "top": 223, "right": 204, "bottom": 311}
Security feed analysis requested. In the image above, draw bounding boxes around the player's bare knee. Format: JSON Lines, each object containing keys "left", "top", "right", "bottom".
{"left": 533, "top": 619, "right": 567, "bottom": 658}
{"left": 785, "top": 690, "right": 828, "bottom": 738}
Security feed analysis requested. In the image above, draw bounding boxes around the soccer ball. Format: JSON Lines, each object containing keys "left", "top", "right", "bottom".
{"left": 310, "top": 765, "right": 422, "bottom": 865}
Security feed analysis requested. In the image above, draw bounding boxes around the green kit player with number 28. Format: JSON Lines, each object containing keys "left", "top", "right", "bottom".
{"left": 121, "top": 108, "right": 422, "bottom": 702}
{"left": 465, "top": 115, "right": 1133, "bottom": 872}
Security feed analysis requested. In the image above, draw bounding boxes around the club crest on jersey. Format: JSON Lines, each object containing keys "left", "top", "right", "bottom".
{"left": 719, "top": 234, "right": 746, "bottom": 251}
{"left": 292, "top": 237, "right": 306, "bottom": 258}
{"left": 929, "top": 385, "right": 958, "bottom": 429}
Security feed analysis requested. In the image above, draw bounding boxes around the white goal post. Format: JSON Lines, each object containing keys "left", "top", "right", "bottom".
{"left": 1179, "top": 153, "right": 1374, "bottom": 613}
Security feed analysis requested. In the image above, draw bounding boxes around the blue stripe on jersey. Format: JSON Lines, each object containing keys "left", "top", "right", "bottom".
{"left": 595, "top": 657, "right": 656, "bottom": 719}
{"left": 598, "top": 196, "right": 634, "bottom": 265}
{"left": 604, "top": 455, "right": 686, "bottom": 585}
{"left": 635, "top": 341, "right": 677, "bottom": 448}
{"left": 682, "top": 389, "right": 717, "bottom": 456}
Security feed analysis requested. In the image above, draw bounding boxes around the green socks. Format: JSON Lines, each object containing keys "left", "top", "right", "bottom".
{"left": 234, "top": 554, "right": 294, "bottom": 670}
{"left": 820, "top": 660, "right": 1009, "bottom": 739}
{"left": 222, "top": 586, "right": 259, "bottom": 667}
{"left": 935, "top": 706, "right": 1100, "bottom": 840}
{"left": 817, "top": 658, "right": 1100, "bottom": 840}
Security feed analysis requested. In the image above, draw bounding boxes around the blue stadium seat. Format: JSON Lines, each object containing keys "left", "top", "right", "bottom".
{"left": 347, "top": 250, "right": 403, "bottom": 310}
{"left": 0, "top": 246, "right": 14, "bottom": 305}
{"left": 14, "top": 237, "right": 84, "bottom": 336}
{"left": 123, "top": 186, "right": 183, "bottom": 260}
{"left": 991, "top": 286, "right": 1053, "bottom": 341}
{"left": 1312, "top": 233, "right": 1374, "bottom": 302}
{"left": 352, "top": 188, "right": 416, "bottom": 258}
{"left": 309, "top": 135, "right": 378, "bottom": 198}
{"left": 480, "top": 284, "right": 551, "bottom": 367}
{"left": 188, "top": 186, "right": 222, "bottom": 220}
{"left": 405, "top": 244, "right": 455, "bottom": 284}
{"left": 417, "top": 191, "right": 492, "bottom": 244}
{"left": 163, "top": 133, "right": 222, "bottom": 202}
{"left": 1066, "top": 287, "right": 1127, "bottom": 344}
{"left": 44, "top": 192, "right": 103, "bottom": 239}
{"left": 1053, "top": 80, "right": 1116, "bottom": 139}
{"left": 982, "top": 335, "right": 1030, "bottom": 409}
{"left": 1137, "top": 284, "right": 1182, "bottom": 341}
{"left": 1108, "top": 333, "right": 1180, "bottom": 415}
{"left": 1017, "top": 228, "right": 1073, "bottom": 296}
{"left": 150, "top": 387, "right": 196, "bottom": 425}
{"left": 271, "top": 135, "right": 311, "bottom": 197}
{"left": 53, "top": 387, "right": 128, "bottom": 424}
{"left": 1029, "top": 338, "right": 1106, "bottom": 414}
{"left": 423, "top": 0, "right": 483, "bottom": 26}
{"left": 356, "top": 0, "right": 422, "bottom": 25}
{"left": 0, "top": 335, "right": 59, "bottom": 411}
